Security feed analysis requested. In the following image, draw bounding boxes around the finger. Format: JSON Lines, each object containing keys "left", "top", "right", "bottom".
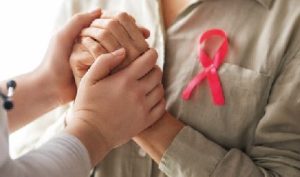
{"left": 91, "top": 19, "right": 147, "bottom": 62}
{"left": 81, "top": 27, "right": 121, "bottom": 52}
{"left": 145, "top": 84, "right": 164, "bottom": 111}
{"left": 101, "top": 10, "right": 118, "bottom": 18}
{"left": 148, "top": 99, "right": 166, "bottom": 125}
{"left": 139, "top": 66, "right": 163, "bottom": 94}
{"left": 127, "top": 14, "right": 150, "bottom": 39}
{"left": 126, "top": 48, "right": 158, "bottom": 79}
{"left": 105, "top": 20, "right": 137, "bottom": 53}
{"left": 84, "top": 48, "right": 126, "bottom": 84}
{"left": 81, "top": 37, "right": 107, "bottom": 59}
{"left": 70, "top": 43, "right": 95, "bottom": 67}
{"left": 58, "top": 9, "right": 102, "bottom": 45}
{"left": 91, "top": 19, "right": 150, "bottom": 39}
{"left": 138, "top": 26, "right": 150, "bottom": 39}
{"left": 90, "top": 18, "right": 111, "bottom": 28}
{"left": 70, "top": 43, "right": 95, "bottom": 85}
{"left": 105, "top": 20, "right": 144, "bottom": 62}
{"left": 115, "top": 12, "right": 149, "bottom": 51}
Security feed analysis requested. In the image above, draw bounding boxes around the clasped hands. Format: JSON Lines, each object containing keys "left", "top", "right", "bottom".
{"left": 66, "top": 11, "right": 167, "bottom": 164}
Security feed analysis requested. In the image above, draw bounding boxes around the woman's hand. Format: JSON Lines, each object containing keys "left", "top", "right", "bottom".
{"left": 7, "top": 9, "right": 102, "bottom": 132}
{"left": 35, "top": 10, "right": 102, "bottom": 105}
{"left": 66, "top": 48, "right": 165, "bottom": 166}
{"left": 70, "top": 12, "right": 150, "bottom": 85}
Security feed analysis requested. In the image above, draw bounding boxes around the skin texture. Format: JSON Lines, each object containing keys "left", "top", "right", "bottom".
{"left": 161, "top": 0, "right": 190, "bottom": 28}
{"left": 6, "top": 10, "right": 103, "bottom": 132}
{"left": 67, "top": 48, "right": 166, "bottom": 165}
{"left": 71, "top": 12, "right": 151, "bottom": 85}
{"left": 134, "top": 1, "right": 189, "bottom": 162}
{"left": 70, "top": 5, "right": 187, "bottom": 164}
{"left": 3, "top": 9, "right": 165, "bottom": 168}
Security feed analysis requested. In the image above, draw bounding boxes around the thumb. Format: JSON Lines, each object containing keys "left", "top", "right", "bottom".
{"left": 58, "top": 9, "right": 102, "bottom": 44}
{"left": 84, "top": 48, "right": 126, "bottom": 84}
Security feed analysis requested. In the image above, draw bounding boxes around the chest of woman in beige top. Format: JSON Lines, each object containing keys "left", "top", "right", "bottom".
{"left": 162, "top": 0, "right": 299, "bottom": 150}
{"left": 103, "top": 0, "right": 299, "bottom": 150}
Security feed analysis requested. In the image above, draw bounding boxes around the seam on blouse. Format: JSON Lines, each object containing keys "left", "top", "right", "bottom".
{"left": 274, "top": 44, "right": 300, "bottom": 82}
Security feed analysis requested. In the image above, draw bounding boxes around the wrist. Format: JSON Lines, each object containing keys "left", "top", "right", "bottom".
{"left": 25, "top": 70, "right": 62, "bottom": 108}
{"left": 36, "top": 62, "right": 76, "bottom": 106}
{"left": 134, "top": 112, "right": 184, "bottom": 163}
{"left": 30, "top": 68, "right": 62, "bottom": 107}
{"left": 65, "top": 117, "right": 112, "bottom": 166}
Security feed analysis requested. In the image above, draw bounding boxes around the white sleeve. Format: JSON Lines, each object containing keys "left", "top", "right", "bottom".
{"left": 0, "top": 108, "right": 91, "bottom": 177}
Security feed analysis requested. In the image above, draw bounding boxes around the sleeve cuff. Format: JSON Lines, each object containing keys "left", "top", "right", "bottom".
{"left": 159, "top": 126, "right": 227, "bottom": 177}
{"left": 51, "top": 133, "right": 92, "bottom": 176}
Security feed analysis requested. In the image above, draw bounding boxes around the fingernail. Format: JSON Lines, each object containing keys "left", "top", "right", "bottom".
{"left": 112, "top": 48, "right": 125, "bottom": 56}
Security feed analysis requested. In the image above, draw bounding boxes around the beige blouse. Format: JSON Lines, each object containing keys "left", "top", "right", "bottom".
{"left": 56, "top": 0, "right": 300, "bottom": 176}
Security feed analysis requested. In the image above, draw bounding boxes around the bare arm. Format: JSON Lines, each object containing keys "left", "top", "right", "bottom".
{"left": 5, "top": 10, "right": 102, "bottom": 132}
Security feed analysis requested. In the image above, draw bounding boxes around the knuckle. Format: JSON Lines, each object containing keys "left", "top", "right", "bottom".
{"left": 81, "top": 36, "right": 88, "bottom": 43}
{"left": 150, "top": 48, "right": 159, "bottom": 58}
{"left": 90, "top": 44, "right": 103, "bottom": 55}
{"left": 141, "top": 49, "right": 158, "bottom": 67}
{"left": 157, "top": 84, "right": 165, "bottom": 97}
{"left": 81, "top": 37, "right": 90, "bottom": 46}
{"left": 70, "top": 46, "right": 82, "bottom": 64}
{"left": 116, "top": 12, "right": 130, "bottom": 21}
{"left": 154, "top": 66, "right": 163, "bottom": 79}
{"left": 142, "top": 42, "right": 150, "bottom": 51}
{"left": 128, "top": 14, "right": 136, "bottom": 23}
{"left": 126, "top": 49, "right": 140, "bottom": 63}
{"left": 148, "top": 49, "right": 158, "bottom": 62}
{"left": 153, "top": 70, "right": 161, "bottom": 82}
{"left": 134, "top": 41, "right": 149, "bottom": 53}
{"left": 159, "top": 83, "right": 165, "bottom": 92}
{"left": 91, "top": 44, "right": 99, "bottom": 53}
{"left": 107, "top": 20, "right": 119, "bottom": 29}
{"left": 97, "top": 30, "right": 110, "bottom": 41}
{"left": 161, "top": 100, "right": 167, "bottom": 111}
{"left": 157, "top": 99, "right": 166, "bottom": 111}
{"left": 128, "top": 46, "right": 140, "bottom": 56}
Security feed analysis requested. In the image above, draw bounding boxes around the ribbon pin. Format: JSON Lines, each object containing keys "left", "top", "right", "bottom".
{"left": 182, "top": 29, "right": 229, "bottom": 106}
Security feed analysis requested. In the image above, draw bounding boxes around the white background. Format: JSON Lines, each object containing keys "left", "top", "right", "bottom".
{"left": 0, "top": 0, "right": 63, "bottom": 81}
{"left": 0, "top": 0, "right": 64, "bottom": 157}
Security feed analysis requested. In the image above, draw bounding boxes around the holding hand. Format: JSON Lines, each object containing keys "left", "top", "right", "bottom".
{"left": 37, "top": 9, "right": 102, "bottom": 105}
{"left": 65, "top": 12, "right": 166, "bottom": 165}
{"left": 7, "top": 9, "right": 102, "bottom": 132}
{"left": 70, "top": 12, "right": 151, "bottom": 85}
{"left": 66, "top": 48, "right": 165, "bottom": 165}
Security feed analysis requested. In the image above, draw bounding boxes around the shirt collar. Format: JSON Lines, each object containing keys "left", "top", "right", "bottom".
{"left": 188, "top": 0, "right": 274, "bottom": 9}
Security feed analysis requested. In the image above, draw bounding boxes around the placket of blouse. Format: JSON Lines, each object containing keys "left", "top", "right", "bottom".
{"left": 149, "top": 1, "right": 205, "bottom": 177}
{"left": 125, "top": 2, "right": 168, "bottom": 177}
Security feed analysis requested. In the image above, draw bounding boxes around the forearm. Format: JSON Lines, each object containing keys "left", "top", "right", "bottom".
{"left": 64, "top": 117, "right": 111, "bottom": 166}
{"left": 134, "top": 112, "right": 300, "bottom": 177}
{"left": 133, "top": 112, "right": 184, "bottom": 163}
{"left": 5, "top": 71, "right": 60, "bottom": 132}
{"left": 0, "top": 133, "right": 91, "bottom": 177}
{"left": 134, "top": 113, "right": 256, "bottom": 177}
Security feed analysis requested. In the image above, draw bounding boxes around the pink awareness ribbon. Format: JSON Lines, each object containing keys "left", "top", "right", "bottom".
{"left": 182, "top": 29, "right": 229, "bottom": 106}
